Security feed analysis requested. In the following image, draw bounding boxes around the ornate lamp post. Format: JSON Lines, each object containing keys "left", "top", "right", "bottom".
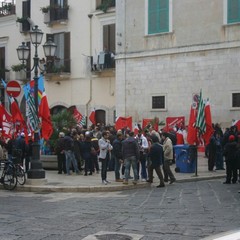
{"left": 16, "top": 25, "right": 57, "bottom": 179}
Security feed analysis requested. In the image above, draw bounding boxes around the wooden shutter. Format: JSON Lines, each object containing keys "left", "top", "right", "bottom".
{"left": 228, "top": 0, "right": 240, "bottom": 23}
{"left": 64, "top": 32, "right": 70, "bottom": 72}
{"left": 148, "top": 0, "right": 169, "bottom": 34}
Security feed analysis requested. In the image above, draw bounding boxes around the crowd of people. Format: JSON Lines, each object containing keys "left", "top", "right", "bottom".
{"left": 0, "top": 121, "right": 240, "bottom": 187}
{"left": 53, "top": 124, "right": 176, "bottom": 187}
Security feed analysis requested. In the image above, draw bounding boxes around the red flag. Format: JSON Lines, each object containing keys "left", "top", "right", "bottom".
{"left": 233, "top": 120, "right": 240, "bottom": 131}
{"left": 166, "top": 116, "right": 185, "bottom": 132}
{"left": 115, "top": 116, "right": 132, "bottom": 131}
{"left": 202, "top": 100, "right": 214, "bottom": 145}
{"left": 134, "top": 123, "right": 139, "bottom": 136}
{"left": 0, "top": 103, "right": 13, "bottom": 139}
{"left": 187, "top": 104, "right": 198, "bottom": 145}
{"left": 89, "top": 109, "right": 96, "bottom": 125}
{"left": 73, "top": 107, "right": 83, "bottom": 123}
{"left": 9, "top": 96, "right": 28, "bottom": 141}
{"left": 39, "top": 92, "right": 53, "bottom": 140}
{"left": 142, "top": 118, "right": 159, "bottom": 131}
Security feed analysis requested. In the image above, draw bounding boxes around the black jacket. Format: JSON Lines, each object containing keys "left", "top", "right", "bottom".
{"left": 112, "top": 138, "right": 123, "bottom": 159}
{"left": 149, "top": 143, "right": 163, "bottom": 168}
{"left": 122, "top": 137, "right": 140, "bottom": 160}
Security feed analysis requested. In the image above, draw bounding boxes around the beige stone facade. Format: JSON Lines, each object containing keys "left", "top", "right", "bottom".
{"left": 115, "top": 0, "right": 240, "bottom": 127}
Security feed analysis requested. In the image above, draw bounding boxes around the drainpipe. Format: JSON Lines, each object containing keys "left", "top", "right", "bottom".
{"left": 86, "top": 13, "right": 93, "bottom": 126}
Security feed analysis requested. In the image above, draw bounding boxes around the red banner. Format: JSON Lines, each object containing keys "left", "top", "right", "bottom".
{"left": 142, "top": 118, "right": 159, "bottom": 131}
{"left": 115, "top": 116, "right": 132, "bottom": 131}
{"left": 166, "top": 116, "right": 185, "bottom": 132}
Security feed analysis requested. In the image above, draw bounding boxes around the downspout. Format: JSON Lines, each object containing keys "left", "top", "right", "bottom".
{"left": 86, "top": 13, "right": 93, "bottom": 126}
{"left": 124, "top": 0, "right": 127, "bottom": 116}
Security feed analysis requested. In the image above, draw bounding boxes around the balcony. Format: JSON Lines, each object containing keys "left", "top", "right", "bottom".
{"left": 44, "top": 58, "right": 71, "bottom": 80}
{"left": 0, "top": 2, "right": 16, "bottom": 17}
{"left": 96, "top": 0, "right": 115, "bottom": 13}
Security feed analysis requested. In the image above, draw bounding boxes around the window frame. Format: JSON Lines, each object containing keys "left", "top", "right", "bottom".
{"left": 145, "top": 0, "right": 173, "bottom": 35}
{"left": 151, "top": 94, "right": 167, "bottom": 111}
{"left": 227, "top": 0, "right": 240, "bottom": 24}
{"left": 231, "top": 92, "right": 240, "bottom": 109}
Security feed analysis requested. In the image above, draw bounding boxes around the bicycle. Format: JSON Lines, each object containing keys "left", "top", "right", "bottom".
{"left": 12, "top": 150, "right": 26, "bottom": 185}
{"left": 0, "top": 160, "right": 18, "bottom": 190}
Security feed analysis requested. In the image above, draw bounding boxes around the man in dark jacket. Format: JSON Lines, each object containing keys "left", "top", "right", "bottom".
{"left": 147, "top": 135, "right": 165, "bottom": 188}
{"left": 223, "top": 135, "right": 238, "bottom": 184}
{"left": 122, "top": 131, "right": 140, "bottom": 185}
{"left": 113, "top": 131, "right": 124, "bottom": 182}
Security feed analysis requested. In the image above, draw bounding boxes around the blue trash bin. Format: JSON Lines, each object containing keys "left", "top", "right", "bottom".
{"left": 174, "top": 145, "right": 197, "bottom": 173}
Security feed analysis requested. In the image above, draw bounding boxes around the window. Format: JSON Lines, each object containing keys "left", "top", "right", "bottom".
{"left": 148, "top": 0, "right": 169, "bottom": 34}
{"left": 232, "top": 93, "right": 240, "bottom": 107}
{"left": 21, "top": 0, "right": 30, "bottom": 32}
{"left": 50, "top": 0, "right": 68, "bottom": 21}
{"left": 227, "top": 0, "right": 240, "bottom": 23}
{"left": 46, "top": 32, "right": 70, "bottom": 73}
{"left": 152, "top": 96, "right": 165, "bottom": 109}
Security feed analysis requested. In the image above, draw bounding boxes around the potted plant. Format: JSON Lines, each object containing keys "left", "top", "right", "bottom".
{"left": 11, "top": 64, "right": 26, "bottom": 72}
{"left": 16, "top": 17, "right": 28, "bottom": 23}
{"left": 40, "top": 6, "right": 50, "bottom": 13}
{"left": 97, "top": 0, "right": 115, "bottom": 13}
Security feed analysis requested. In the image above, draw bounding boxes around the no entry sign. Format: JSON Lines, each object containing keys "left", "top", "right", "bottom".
{"left": 6, "top": 81, "right": 21, "bottom": 98}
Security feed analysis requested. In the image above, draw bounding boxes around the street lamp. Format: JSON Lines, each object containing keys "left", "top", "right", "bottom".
{"left": 16, "top": 25, "right": 57, "bottom": 179}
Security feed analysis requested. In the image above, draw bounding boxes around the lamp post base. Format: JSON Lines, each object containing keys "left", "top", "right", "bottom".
{"left": 27, "top": 139, "right": 45, "bottom": 179}
{"left": 27, "top": 160, "right": 46, "bottom": 179}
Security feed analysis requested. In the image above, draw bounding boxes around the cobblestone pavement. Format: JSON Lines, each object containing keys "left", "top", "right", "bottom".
{"left": 0, "top": 178, "right": 239, "bottom": 240}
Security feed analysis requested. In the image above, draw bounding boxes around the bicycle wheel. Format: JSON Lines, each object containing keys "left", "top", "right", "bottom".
{"left": 16, "top": 165, "right": 26, "bottom": 185}
{"left": 3, "top": 165, "right": 17, "bottom": 190}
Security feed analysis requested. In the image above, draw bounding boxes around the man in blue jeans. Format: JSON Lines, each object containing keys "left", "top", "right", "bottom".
{"left": 63, "top": 132, "right": 80, "bottom": 175}
{"left": 122, "top": 131, "right": 140, "bottom": 185}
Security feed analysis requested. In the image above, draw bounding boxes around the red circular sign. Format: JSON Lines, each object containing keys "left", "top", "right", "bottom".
{"left": 6, "top": 81, "right": 21, "bottom": 98}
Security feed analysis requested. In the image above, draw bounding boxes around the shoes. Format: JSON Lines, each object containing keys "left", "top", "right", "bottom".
{"left": 106, "top": 180, "right": 111, "bottom": 184}
{"left": 132, "top": 180, "right": 138, "bottom": 185}
{"left": 115, "top": 179, "right": 123, "bottom": 182}
{"left": 102, "top": 180, "right": 108, "bottom": 185}
{"left": 164, "top": 179, "right": 168, "bottom": 183}
{"left": 221, "top": 168, "right": 225, "bottom": 170}
{"left": 84, "top": 173, "right": 87, "bottom": 176}
{"left": 223, "top": 181, "right": 231, "bottom": 184}
{"left": 129, "top": 176, "right": 133, "bottom": 179}
{"left": 146, "top": 180, "right": 153, "bottom": 183}
{"left": 156, "top": 184, "right": 165, "bottom": 188}
{"left": 58, "top": 172, "right": 62, "bottom": 174}
{"left": 215, "top": 168, "right": 220, "bottom": 170}
{"left": 122, "top": 181, "right": 128, "bottom": 185}
{"left": 169, "top": 179, "right": 176, "bottom": 184}
{"left": 141, "top": 178, "right": 147, "bottom": 182}
{"left": 88, "top": 172, "right": 92, "bottom": 175}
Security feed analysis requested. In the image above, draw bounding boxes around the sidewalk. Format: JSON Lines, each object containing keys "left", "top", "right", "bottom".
{"left": 14, "top": 152, "right": 226, "bottom": 193}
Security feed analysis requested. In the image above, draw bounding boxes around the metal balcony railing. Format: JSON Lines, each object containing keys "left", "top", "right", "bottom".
{"left": 50, "top": 7, "right": 68, "bottom": 22}
{"left": 0, "top": 2, "right": 16, "bottom": 17}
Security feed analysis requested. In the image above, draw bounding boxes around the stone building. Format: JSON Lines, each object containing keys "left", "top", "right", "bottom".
{"left": 0, "top": 0, "right": 116, "bottom": 125}
{"left": 115, "top": 0, "right": 240, "bottom": 127}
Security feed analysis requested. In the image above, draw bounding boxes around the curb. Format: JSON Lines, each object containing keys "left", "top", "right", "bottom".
{"left": 0, "top": 174, "right": 225, "bottom": 193}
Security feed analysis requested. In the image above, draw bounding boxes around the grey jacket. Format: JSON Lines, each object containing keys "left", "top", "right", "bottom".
{"left": 98, "top": 137, "right": 113, "bottom": 159}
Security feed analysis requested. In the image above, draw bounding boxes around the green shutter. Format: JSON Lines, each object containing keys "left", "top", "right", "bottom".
{"left": 148, "top": 0, "right": 169, "bottom": 34}
{"left": 228, "top": 0, "right": 240, "bottom": 23}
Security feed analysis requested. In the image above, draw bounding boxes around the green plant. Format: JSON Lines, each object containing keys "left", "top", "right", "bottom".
{"left": 16, "top": 17, "right": 28, "bottom": 23}
{"left": 49, "top": 109, "right": 77, "bottom": 151}
{"left": 0, "top": 68, "right": 10, "bottom": 74}
{"left": 11, "top": 64, "right": 26, "bottom": 72}
{"left": 3, "top": 3, "right": 13, "bottom": 12}
{"left": 40, "top": 6, "right": 50, "bottom": 13}
{"left": 97, "top": 0, "right": 115, "bottom": 13}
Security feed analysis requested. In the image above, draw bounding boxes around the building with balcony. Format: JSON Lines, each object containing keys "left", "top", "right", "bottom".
{"left": 115, "top": 0, "right": 240, "bottom": 127}
{"left": 0, "top": 0, "right": 116, "bottom": 125}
